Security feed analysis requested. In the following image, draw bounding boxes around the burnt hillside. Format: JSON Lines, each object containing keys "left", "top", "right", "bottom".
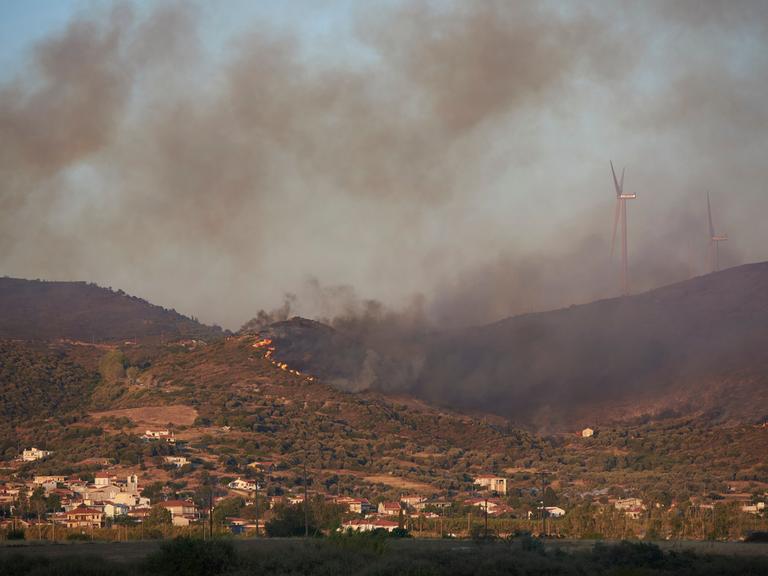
{"left": 0, "top": 277, "right": 224, "bottom": 343}
{"left": 254, "top": 262, "right": 768, "bottom": 429}
{"left": 413, "top": 262, "right": 768, "bottom": 427}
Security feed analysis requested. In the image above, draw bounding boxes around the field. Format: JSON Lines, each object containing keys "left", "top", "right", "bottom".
{"left": 2, "top": 537, "right": 768, "bottom": 576}
{"left": 91, "top": 405, "right": 199, "bottom": 427}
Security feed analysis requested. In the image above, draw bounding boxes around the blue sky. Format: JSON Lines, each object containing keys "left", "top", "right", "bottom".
{"left": 0, "top": 0, "right": 366, "bottom": 77}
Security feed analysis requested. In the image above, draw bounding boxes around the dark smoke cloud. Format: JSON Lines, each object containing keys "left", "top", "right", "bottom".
{"left": 0, "top": 0, "right": 766, "bottom": 332}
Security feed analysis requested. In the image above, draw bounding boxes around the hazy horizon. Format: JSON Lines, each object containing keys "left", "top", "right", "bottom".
{"left": 2, "top": 1, "right": 767, "bottom": 330}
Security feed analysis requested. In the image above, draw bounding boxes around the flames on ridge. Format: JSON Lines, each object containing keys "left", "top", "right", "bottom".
{"left": 252, "top": 338, "right": 314, "bottom": 381}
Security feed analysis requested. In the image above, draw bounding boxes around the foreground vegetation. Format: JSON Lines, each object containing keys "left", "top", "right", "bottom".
{"left": 2, "top": 536, "right": 768, "bottom": 576}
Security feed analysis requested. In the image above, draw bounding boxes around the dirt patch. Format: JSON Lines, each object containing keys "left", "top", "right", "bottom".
{"left": 362, "top": 475, "right": 437, "bottom": 493}
{"left": 90, "top": 404, "right": 198, "bottom": 427}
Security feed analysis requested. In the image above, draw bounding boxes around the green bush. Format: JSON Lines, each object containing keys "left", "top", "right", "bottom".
{"left": 143, "top": 537, "right": 238, "bottom": 576}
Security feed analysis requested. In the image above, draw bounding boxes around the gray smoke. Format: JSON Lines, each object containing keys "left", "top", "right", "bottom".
{"left": 1, "top": 0, "right": 766, "bottom": 331}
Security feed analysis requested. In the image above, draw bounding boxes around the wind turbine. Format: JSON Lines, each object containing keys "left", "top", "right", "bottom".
{"left": 610, "top": 161, "right": 636, "bottom": 296}
{"left": 707, "top": 191, "right": 728, "bottom": 272}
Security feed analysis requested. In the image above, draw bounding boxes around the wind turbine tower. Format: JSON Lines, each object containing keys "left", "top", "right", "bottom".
{"left": 707, "top": 191, "right": 728, "bottom": 272}
{"left": 610, "top": 161, "right": 636, "bottom": 296}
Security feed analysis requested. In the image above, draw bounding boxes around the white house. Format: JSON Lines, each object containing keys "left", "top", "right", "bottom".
{"left": 21, "top": 447, "right": 52, "bottom": 462}
{"left": 228, "top": 478, "right": 257, "bottom": 492}
{"left": 742, "top": 502, "right": 766, "bottom": 515}
{"left": 474, "top": 475, "right": 508, "bottom": 495}
{"left": 581, "top": 428, "right": 595, "bottom": 438}
{"left": 544, "top": 506, "right": 566, "bottom": 518}
{"left": 164, "top": 456, "right": 190, "bottom": 468}
{"left": 143, "top": 430, "right": 175, "bottom": 443}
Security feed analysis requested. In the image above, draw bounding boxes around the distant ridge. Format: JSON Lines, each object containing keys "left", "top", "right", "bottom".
{"left": 0, "top": 277, "right": 224, "bottom": 342}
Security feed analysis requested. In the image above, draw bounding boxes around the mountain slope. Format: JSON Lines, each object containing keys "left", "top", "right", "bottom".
{"left": 0, "top": 277, "right": 224, "bottom": 342}
{"left": 252, "top": 262, "right": 768, "bottom": 429}
{"left": 412, "top": 262, "right": 768, "bottom": 427}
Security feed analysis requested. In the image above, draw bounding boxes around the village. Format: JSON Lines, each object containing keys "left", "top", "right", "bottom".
{"left": 1, "top": 426, "right": 766, "bottom": 541}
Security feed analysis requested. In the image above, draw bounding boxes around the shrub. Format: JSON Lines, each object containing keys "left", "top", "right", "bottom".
{"left": 143, "top": 537, "right": 238, "bottom": 576}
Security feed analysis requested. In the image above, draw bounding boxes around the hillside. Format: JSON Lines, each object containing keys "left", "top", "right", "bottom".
{"left": 3, "top": 334, "right": 767, "bottom": 529}
{"left": 413, "top": 262, "right": 768, "bottom": 428}
{"left": 0, "top": 277, "right": 225, "bottom": 342}
{"left": 253, "top": 262, "right": 768, "bottom": 429}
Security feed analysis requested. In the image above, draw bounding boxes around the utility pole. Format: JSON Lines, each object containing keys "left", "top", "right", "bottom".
{"left": 254, "top": 482, "right": 260, "bottom": 537}
{"left": 208, "top": 478, "right": 215, "bottom": 539}
{"left": 484, "top": 497, "right": 489, "bottom": 539}
{"left": 303, "top": 460, "right": 309, "bottom": 537}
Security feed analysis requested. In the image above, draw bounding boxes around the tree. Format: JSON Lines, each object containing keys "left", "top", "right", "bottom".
{"left": 265, "top": 504, "right": 319, "bottom": 537}
{"left": 543, "top": 487, "right": 559, "bottom": 507}
{"left": 146, "top": 505, "right": 172, "bottom": 527}
{"left": 212, "top": 497, "right": 244, "bottom": 526}
{"left": 99, "top": 350, "right": 126, "bottom": 383}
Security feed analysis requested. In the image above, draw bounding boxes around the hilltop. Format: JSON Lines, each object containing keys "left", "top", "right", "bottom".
{"left": 0, "top": 277, "right": 225, "bottom": 343}
{"left": 253, "top": 262, "right": 768, "bottom": 429}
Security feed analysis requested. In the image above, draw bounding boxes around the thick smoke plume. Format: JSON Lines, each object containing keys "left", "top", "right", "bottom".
{"left": 1, "top": 0, "right": 767, "bottom": 333}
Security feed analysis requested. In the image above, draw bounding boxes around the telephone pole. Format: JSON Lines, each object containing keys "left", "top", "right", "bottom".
{"left": 254, "top": 481, "right": 260, "bottom": 537}
{"left": 303, "top": 460, "right": 309, "bottom": 537}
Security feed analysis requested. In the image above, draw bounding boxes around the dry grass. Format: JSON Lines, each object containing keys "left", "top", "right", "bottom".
{"left": 362, "top": 474, "right": 437, "bottom": 493}
{"left": 91, "top": 404, "right": 198, "bottom": 427}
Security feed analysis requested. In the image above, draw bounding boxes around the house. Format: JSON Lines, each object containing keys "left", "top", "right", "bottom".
{"left": 334, "top": 496, "right": 371, "bottom": 514}
{"left": 474, "top": 475, "right": 508, "bottom": 495}
{"left": 157, "top": 500, "right": 199, "bottom": 527}
{"left": 341, "top": 518, "right": 400, "bottom": 532}
{"left": 63, "top": 506, "right": 104, "bottom": 528}
{"left": 226, "top": 517, "right": 263, "bottom": 535}
{"left": 624, "top": 507, "right": 644, "bottom": 520}
{"left": 465, "top": 498, "right": 503, "bottom": 513}
{"left": 113, "top": 492, "right": 150, "bottom": 508}
{"left": 33, "top": 475, "right": 65, "bottom": 485}
{"left": 103, "top": 502, "right": 130, "bottom": 518}
{"left": 400, "top": 495, "right": 427, "bottom": 510}
{"left": 378, "top": 501, "right": 402, "bottom": 516}
{"left": 247, "top": 461, "right": 275, "bottom": 473}
{"left": 742, "top": 502, "right": 766, "bottom": 515}
{"left": 33, "top": 476, "right": 64, "bottom": 493}
{"left": 94, "top": 475, "right": 113, "bottom": 486}
{"left": 614, "top": 498, "right": 644, "bottom": 511}
{"left": 164, "top": 456, "right": 190, "bottom": 468}
{"left": 544, "top": 506, "right": 566, "bottom": 518}
{"left": 228, "top": 478, "right": 258, "bottom": 492}
{"left": 21, "top": 447, "right": 52, "bottom": 462}
{"left": 127, "top": 507, "right": 152, "bottom": 522}
{"left": 581, "top": 428, "right": 595, "bottom": 438}
{"left": 286, "top": 494, "right": 306, "bottom": 505}
{"left": 143, "top": 430, "right": 175, "bottom": 443}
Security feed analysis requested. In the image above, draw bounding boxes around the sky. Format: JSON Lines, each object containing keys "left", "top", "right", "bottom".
{"left": 1, "top": 0, "right": 767, "bottom": 330}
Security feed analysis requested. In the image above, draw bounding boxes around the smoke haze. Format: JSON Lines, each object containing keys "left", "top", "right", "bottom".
{"left": 1, "top": 0, "right": 767, "bottom": 330}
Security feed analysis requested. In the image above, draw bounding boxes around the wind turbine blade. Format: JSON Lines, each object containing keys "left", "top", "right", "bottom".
{"left": 610, "top": 161, "right": 622, "bottom": 197}
{"left": 707, "top": 191, "right": 715, "bottom": 238}
{"left": 610, "top": 198, "right": 620, "bottom": 259}
{"left": 620, "top": 168, "right": 625, "bottom": 195}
